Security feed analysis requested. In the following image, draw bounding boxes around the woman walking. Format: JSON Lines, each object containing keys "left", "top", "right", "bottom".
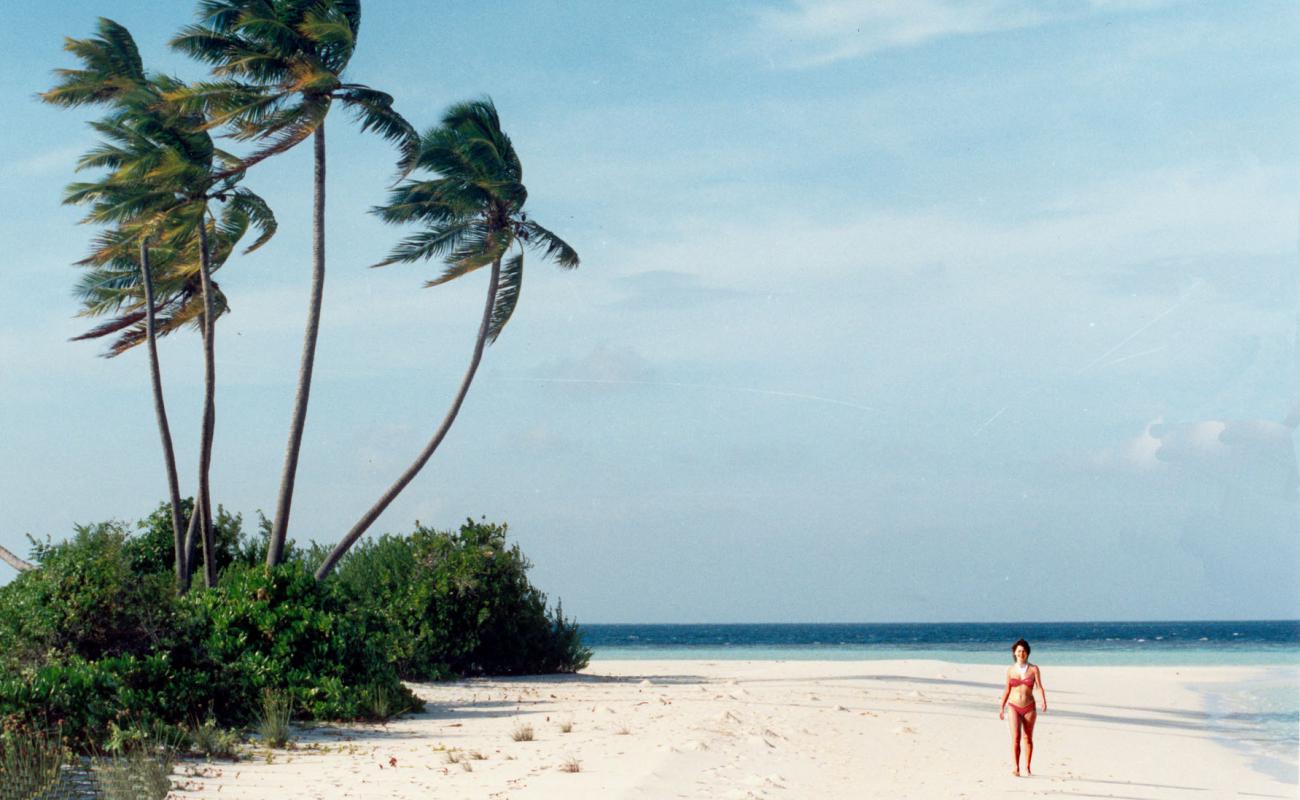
{"left": 998, "top": 638, "right": 1047, "bottom": 776}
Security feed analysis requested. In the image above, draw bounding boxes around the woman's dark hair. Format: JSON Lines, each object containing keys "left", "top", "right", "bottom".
{"left": 1011, "top": 638, "right": 1031, "bottom": 656}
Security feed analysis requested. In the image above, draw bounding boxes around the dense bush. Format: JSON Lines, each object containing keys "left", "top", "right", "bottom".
{"left": 189, "top": 562, "right": 414, "bottom": 722}
{"left": 0, "top": 508, "right": 587, "bottom": 751}
{"left": 330, "top": 519, "right": 590, "bottom": 679}
{"left": 0, "top": 523, "right": 181, "bottom": 672}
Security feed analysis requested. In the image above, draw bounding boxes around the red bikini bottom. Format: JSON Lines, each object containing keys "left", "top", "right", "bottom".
{"left": 1007, "top": 700, "right": 1035, "bottom": 715}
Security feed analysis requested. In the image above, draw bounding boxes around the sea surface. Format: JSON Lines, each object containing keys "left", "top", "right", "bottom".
{"left": 583, "top": 620, "right": 1300, "bottom": 665}
{"left": 584, "top": 620, "right": 1299, "bottom": 781}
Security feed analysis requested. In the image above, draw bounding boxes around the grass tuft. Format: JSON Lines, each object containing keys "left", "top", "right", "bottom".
{"left": 0, "top": 729, "right": 66, "bottom": 799}
{"left": 559, "top": 756, "right": 582, "bottom": 773}
{"left": 558, "top": 720, "right": 573, "bottom": 733}
{"left": 510, "top": 723, "right": 534, "bottom": 742}
{"left": 188, "top": 718, "right": 241, "bottom": 760}
{"left": 257, "top": 689, "right": 293, "bottom": 748}
{"left": 94, "top": 750, "right": 174, "bottom": 800}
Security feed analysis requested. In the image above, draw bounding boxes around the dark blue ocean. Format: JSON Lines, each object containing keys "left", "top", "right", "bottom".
{"left": 583, "top": 620, "right": 1300, "bottom": 665}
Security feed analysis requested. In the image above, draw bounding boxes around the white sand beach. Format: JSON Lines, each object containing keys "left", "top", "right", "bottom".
{"left": 170, "top": 660, "right": 1298, "bottom": 799}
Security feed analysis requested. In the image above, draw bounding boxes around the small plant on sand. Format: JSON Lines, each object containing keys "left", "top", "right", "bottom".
{"left": 94, "top": 750, "right": 175, "bottom": 800}
{"left": 559, "top": 756, "right": 581, "bottom": 773}
{"left": 256, "top": 689, "right": 293, "bottom": 748}
{"left": 187, "top": 718, "right": 241, "bottom": 760}
{"left": 468, "top": 750, "right": 487, "bottom": 760}
{"left": 558, "top": 720, "right": 573, "bottom": 733}
{"left": 615, "top": 725, "right": 630, "bottom": 735}
{"left": 510, "top": 723, "right": 534, "bottom": 742}
{"left": 460, "top": 760, "right": 473, "bottom": 772}
{"left": 443, "top": 749, "right": 462, "bottom": 764}
{"left": 0, "top": 728, "right": 66, "bottom": 800}
{"left": 357, "top": 684, "right": 397, "bottom": 721}
{"left": 96, "top": 720, "right": 181, "bottom": 800}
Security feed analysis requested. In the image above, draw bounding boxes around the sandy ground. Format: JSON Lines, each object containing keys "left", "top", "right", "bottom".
{"left": 169, "top": 659, "right": 1298, "bottom": 799}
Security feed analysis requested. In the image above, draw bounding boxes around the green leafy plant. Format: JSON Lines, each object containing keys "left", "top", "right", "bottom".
{"left": 187, "top": 717, "right": 241, "bottom": 760}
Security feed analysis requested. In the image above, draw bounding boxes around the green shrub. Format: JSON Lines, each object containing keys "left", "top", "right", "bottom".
{"left": 130, "top": 500, "right": 248, "bottom": 578}
{"left": 184, "top": 562, "right": 414, "bottom": 722}
{"left": 0, "top": 507, "right": 582, "bottom": 754}
{"left": 0, "top": 524, "right": 182, "bottom": 672}
{"left": 330, "top": 519, "right": 590, "bottom": 679}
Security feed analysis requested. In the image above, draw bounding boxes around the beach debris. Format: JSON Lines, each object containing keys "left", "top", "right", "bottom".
{"left": 639, "top": 679, "right": 653, "bottom": 687}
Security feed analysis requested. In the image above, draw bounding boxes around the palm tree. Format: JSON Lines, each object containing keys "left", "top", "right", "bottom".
{"left": 45, "top": 20, "right": 275, "bottom": 588}
{"left": 41, "top": 19, "right": 191, "bottom": 586}
{"left": 170, "top": 0, "right": 418, "bottom": 566}
{"left": 314, "top": 98, "right": 579, "bottom": 580}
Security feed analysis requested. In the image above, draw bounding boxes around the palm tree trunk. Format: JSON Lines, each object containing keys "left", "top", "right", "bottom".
{"left": 0, "top": 545, "right": 34, "bottom": 572}
{"left": 139, "top": 240, "right": 187, "bottom": 588}
{"left": 315, "top": 256, "right": 502, "bottom": 581}
{"left": 196, "top": 215, "right": 218, "bottom": 589}
{"left": 269, "top": 124, "right": 326, "bottom": 566}
{"left": 181, "top": 499, "right": 200, "bottom": 592}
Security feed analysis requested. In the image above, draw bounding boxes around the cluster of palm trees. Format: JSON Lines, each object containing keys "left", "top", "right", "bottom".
{"left": 42, "top": 1, "right": 579, "bottom": 591}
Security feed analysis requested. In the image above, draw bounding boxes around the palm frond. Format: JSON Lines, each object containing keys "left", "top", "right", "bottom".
{"left": 372, "top": 220, "right": 474, "bottom": 267}
{"left": 336, "top": 84, "right": 418, "bottom": 177}
{"left": 520, "top": 221, "right": 580, "bottom": 269}
{"left": 221, "top": 187, "right": 277, "bottom": 253}
{"left": 238, "top": 95, "right": 329, "bottom": 166}
{"left": 487, "top": 250, "right": 523, "bottom": 344}
{"left": 42, "top": 18, "right": 147, "bottom": 108}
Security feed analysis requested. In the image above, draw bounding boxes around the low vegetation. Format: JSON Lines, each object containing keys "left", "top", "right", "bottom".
{"left": 0, "top": 507, "right": 589, "bottom": 757}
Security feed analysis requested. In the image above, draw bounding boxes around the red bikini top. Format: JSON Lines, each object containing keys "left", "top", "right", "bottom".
{"left": 1008, "top": 674, "right": 1035, "bottom": 689}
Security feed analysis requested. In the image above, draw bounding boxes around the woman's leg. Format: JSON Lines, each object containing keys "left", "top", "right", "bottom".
{"left": 1021, "top": 709, "right": 1037, "bottom": 775}
{"left": 1007, "top": 708, "right": 1023, "bottom": 775}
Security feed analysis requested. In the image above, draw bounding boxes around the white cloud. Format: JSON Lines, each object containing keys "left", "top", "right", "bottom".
{"left": 5, "top": 145, "right": 88, "bottom": 178}
{"left": 608, "top": 162, "right": 1295, "bottom": 291}
{"left": 749, "top": 0, "right": 1182, "bottom": 67}
{"left": 1103, "top": 413, "right": 1299, "bottom": 500}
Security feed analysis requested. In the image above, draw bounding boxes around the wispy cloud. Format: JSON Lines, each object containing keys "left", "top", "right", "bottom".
{"left": 750, "top": 0, "right": 1177, "bottom": 67}
{"left": 5, "top": 145, "right": 87, "bottom": 178}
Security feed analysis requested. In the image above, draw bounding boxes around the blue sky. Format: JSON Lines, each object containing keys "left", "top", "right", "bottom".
{"left": 1, "top": 0, "right": 1296, "bottom": 621}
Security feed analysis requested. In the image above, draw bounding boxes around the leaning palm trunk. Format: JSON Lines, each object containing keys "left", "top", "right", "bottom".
{"left": 268, "top": 125, "right": 326, "bottom": 566}
{"left": 0, "top": 544, "right": 34, "bottom": 572}
{"left": 139, "top": 240, "right": 187, "bottom": 587}
{"left": 315, "top": 257, "right": 502, "bottom": 580}
{"left": 195, "top": 218, "right": 218, "bottom": 588}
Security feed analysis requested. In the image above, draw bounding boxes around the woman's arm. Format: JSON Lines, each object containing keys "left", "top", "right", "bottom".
{"left": 998, "top": 675, "right": 1011, "bottom": 719}
{"left": 1036, "top": 667, "right": 1047, "bottom": 712}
